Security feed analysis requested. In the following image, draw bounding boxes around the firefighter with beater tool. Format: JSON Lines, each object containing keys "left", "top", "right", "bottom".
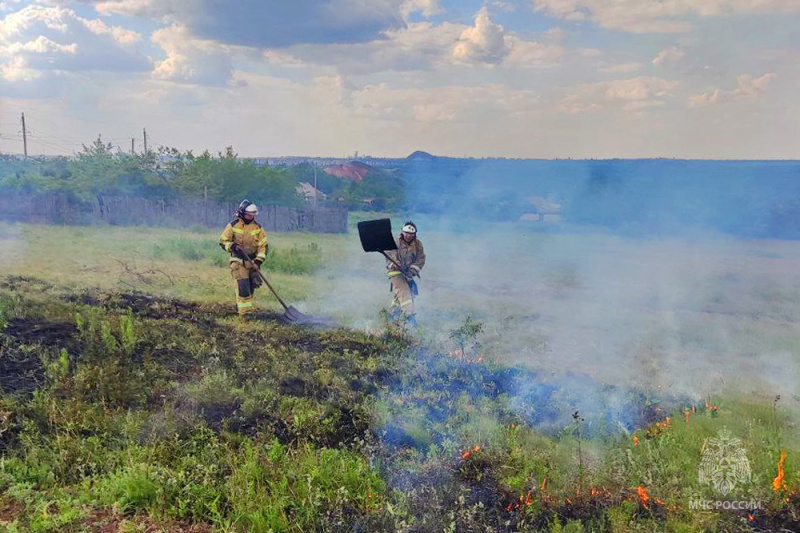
{"left": 386, "top": 221, "right": 425, "bottom": 326}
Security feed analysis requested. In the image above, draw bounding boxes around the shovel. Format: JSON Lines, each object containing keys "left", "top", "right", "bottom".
{"left": 248, "top": 261, "right": 310, "bottom": 323}
{"left": 222, "top": 247, "right": 311, "bottom": 324}
{"left": 357, "top": 218, "right": 402, "bottom": 269}
{"left": 358, "top": 218, "right": 421, "bottom": 279}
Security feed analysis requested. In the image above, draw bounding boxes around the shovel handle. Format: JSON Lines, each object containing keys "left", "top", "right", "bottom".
{"left": 380, "top": 251, "right": 403, "bottom": 270}
{"left": 380, "top": 251, "right": 420, "bottom": 279}
{"left": 240, "top": 257, "right": 291, "bottom": 311}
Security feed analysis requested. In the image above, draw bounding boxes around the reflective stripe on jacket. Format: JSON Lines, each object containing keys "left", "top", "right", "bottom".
{"left": 219, "top": 218, "right": 268, "bottom": 263}
{"left": 386, "top": 236, "right": 425, "bottom": 276}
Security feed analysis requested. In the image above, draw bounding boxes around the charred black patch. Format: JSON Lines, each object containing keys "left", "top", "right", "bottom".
{"left": 280, "top": 376, "right": 317, "bottom": 397}
{"left": 201, "top": 398, "right": 244, "bottom": 431}
{"left": 3, "top": 318, "right": 78, "bottom": 348}
{"left": 319, "top": 405, "right": 368, "bottom": 448}
{"left": 380, "top": 423, "right": 421, "bottom": 450}
{"left": 0, "top": 343, "right": 46, "bottom": 396}
{"left": 745, "top": 492, "right": 800, "bottom": 532}
{"left": 0, "top": 317, "right": 78, "bottom": 396}
{"left": 0, "top": 276, "right": 52, "bottom": 292}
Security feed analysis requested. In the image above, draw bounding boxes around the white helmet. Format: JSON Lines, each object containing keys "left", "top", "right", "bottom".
{"left": 244, "top": 203, "right": 259, "bottom": 215}
{"left": 401, "top": 221, "right": 417, "bottom": 234}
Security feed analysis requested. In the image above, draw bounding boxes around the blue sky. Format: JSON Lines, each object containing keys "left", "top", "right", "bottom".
{"left": 1, "top": 0, "right": 798, "bottom": 158}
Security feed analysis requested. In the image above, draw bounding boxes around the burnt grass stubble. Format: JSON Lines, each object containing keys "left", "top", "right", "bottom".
{"left": 0, "top": 275, "right": 793, "bottom": 531}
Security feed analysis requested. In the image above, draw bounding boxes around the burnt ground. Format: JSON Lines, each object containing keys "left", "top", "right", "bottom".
{"left": 0, "top": 276, "right": 797, "bottom": 532}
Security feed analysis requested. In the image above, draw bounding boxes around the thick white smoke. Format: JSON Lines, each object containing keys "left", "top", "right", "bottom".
{"left": 308, "top": 219, "right": 800, "bottom": 412}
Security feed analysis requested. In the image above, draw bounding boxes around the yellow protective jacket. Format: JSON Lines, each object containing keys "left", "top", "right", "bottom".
{"left": 386, "top": 236, "right": 425, "bottom": 277}
{"left": 219, "top": 218, "right": 268, "bottom": 264}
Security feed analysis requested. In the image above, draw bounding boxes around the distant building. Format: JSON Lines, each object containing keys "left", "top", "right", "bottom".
{"left": 519, "top": 196, "right": 562, "bottom": 222}
{"left": 296, "top": 182, "right": 326, "bottom": 203}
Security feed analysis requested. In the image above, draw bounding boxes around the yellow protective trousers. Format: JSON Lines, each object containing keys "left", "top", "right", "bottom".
{"left": 388, "top": 272, "right": 415, "bottom": 316}
{"left": 230, "top": 262, "right": 256, "bottom": 315}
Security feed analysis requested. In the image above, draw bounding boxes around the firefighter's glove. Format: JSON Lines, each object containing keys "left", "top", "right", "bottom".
{"left": 249, "top": 269, "right": 263, "bottom": 290}
{"left": 230, "top": 243, "right": 243, "bottom": 257}
{"left": 254, "top": 259, "right": 264, "bottom": 268}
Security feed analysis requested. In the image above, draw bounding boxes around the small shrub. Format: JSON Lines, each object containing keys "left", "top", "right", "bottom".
{"left": 97, "top": 465, "right": 160, "bottom": 513}
{"left": 449, "top": 316, "right": 484, "bottom": 359}
{"left": 0, "top": 298, "right": 9, "bottom": 329}
{"left": 264, "top": 244, "right": 322, "bottom": 275}
{"left": 171, "top": 238, "right": 204, "bottom": 261}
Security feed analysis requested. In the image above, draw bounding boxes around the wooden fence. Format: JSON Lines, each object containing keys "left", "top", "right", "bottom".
{"left": 0, "top": 192, "right": 348, "bottom": 233}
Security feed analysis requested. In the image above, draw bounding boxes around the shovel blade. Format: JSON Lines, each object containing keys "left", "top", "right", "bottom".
{"left": 282, "top": 306, "right": 312, "bottom": 324}
{"left": 357, "top": 218, "right": 398, "bottom": 253}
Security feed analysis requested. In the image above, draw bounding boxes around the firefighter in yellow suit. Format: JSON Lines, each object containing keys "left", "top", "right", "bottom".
{"left": 219, "top": 199, "right": 268, "bottom": 316}
{"left": 385, "top": 221, "right": 425, "bottom": 326}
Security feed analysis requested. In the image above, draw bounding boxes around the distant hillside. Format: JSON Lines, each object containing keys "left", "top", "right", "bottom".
{"left": 322, "top": 161, "right": 376, "bottom": 182}
{"left": 406, "top": 150, "right": 436, "bottom": 160}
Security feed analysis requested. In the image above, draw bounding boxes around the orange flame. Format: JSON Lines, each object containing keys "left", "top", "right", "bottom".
{"left": 460, "top": 445, "right": 481, "bottom": 461}
{"left": 747, "top": 513, "right": 755, "bottom": 522}
{"left": 525, "top": 490, "right": 533, "bottom": 506}
{"left": 772, "top": 450, "right": 787, "bottom": 492}
{"left": 633, "top": 435, "right": 640, "bottom": 447}
{"left": 685, "top": 408, "right": 691, "bottom": 425}
{"left": 636, "top": 485, "right": 650, "bottom": 509}
{"left": 540, "top": 476, "right": 548, "bottom": 491}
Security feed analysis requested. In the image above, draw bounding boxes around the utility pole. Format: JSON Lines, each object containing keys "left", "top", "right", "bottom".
{"left": 313, "top": 165, "right": 318, "bottom": 207}
{"left": 143, "top": 127, "right": 148, "bottom": 153}
{"left": 21, "top": 112, "right": 28, "bottom": 158}
{"left": 131, "top": 138, "right": 135, "bottom": 154}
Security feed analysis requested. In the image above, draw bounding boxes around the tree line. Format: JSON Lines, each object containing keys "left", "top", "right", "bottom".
{"left": 0, "top": 138, "right": 405, "bottom": 211}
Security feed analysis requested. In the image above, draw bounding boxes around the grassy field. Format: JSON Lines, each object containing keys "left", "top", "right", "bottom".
{"left": 1, "top": 220, "right": 799, "bottom": 532}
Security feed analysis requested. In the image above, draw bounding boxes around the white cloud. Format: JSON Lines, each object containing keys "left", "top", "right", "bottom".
{"left": 623, "top": 99, "right": 665, "bottom": 111}
{"left": 577, "top": 47, "right": 602, "bottom": 57}
{"left": 151, "top": 25, "right": 233, "bottom": 86}
{"left": 400, "top": 0, "right": 442, "bottom": 18}
{"left": 599, "top": 62, "right": 642, "bottom": 73}
{"left": 491, "top": 1, "right": 517, "bottom": 11}
{"left": 1, "top": 55, "right": 40, "bottom": 81}
{"left": 652, "top": 47, "right": 684, "bottom": 66}
{"left": 688, "top": 73, "right": 776, "bottom": 107}
{"left": 557, "top": 76, "right": 680, "bottom": 113}
{"left": 263, "top": 11, "right": 561, "bottom": 74}
{"left": 505, "top": 37, "right": 564, "bottom": 67}
{"left": 263, "top": 21, "right": 464, "bottom": 74}
{"left": 451, "top": 8, "right": 563, "bottom": 67}
{"left": 350, "top": 82, "right": 541, "bottom": 122}
{"left": 453, "top": 7, "right": 509, "bottom": 64}
{"left": 0, "top": 4, "right": 148, "bottom": 86}
{"left": 532, "top": 0, "right": 800, "bottom": 33}
{"left": 91, "top": 0, "right": 409, "bottom": 47}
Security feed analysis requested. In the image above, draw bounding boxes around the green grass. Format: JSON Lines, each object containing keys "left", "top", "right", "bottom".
{"left": 1, "top": 221, "right": 800, "bottom": 531}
